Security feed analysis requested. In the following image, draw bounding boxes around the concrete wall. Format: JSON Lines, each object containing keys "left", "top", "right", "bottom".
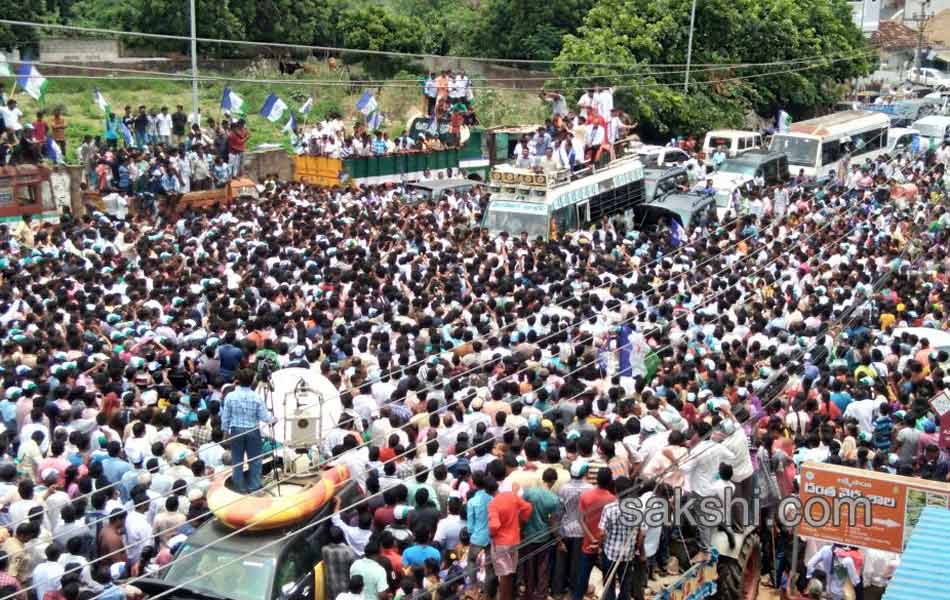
{"left": 244, "top": 149, "right": 294, "bottom": 182}
{"left": 38, "top": 39, "right": 120, "bottom": 63}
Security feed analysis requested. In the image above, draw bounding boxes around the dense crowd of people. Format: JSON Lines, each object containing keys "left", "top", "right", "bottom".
{"left": 0, "top": 113, "right": 949, "bottom": 600}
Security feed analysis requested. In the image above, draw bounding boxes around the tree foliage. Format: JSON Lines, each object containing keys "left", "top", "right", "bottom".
{"left": 472, "top": 0, "right": 595, "bottom": 60}
{"left": 552, "top": 0, "right": 875, "bottom": 136}
{"left": 63, "top": 0, "right": 434, "bottom": 71}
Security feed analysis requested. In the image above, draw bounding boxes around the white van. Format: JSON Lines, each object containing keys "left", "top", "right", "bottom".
{"left": 911, "top": 115, "right": 950, "bottom": 148}
{"left": 702, "top": 130, "right": 763, "bottom": 158}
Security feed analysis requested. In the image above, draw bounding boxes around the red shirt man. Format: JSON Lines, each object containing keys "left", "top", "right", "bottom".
{"left": 488, "top": 489, "right": 532, "bottom": 547}
{"left": 32, "top": 116, "right": 48, "bottom": 144}
{"left": 578, "top": 468, "right": 617, "bottom": 554}
{"left": 227, "top": 124, "right": 248, "bottom": 155}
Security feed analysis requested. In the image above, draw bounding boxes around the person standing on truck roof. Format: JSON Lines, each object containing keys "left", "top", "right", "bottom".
{"left": 220, "top": 368, "right": 276, "bottom": 493}
{"left": 227, "top": 120, "right": 249, "bottom": 178}
{"left": 0, "top": 99, "right": 22, "bottom": 133}
{"left": 51, "top": 108, "right": 66, "bottom": 157}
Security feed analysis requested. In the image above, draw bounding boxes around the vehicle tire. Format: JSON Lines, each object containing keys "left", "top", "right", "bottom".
{"left": 714, "top": 530, "right": 760, "bottom": 600}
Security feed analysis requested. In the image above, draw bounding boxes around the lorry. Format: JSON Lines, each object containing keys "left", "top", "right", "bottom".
{"left": 0, "top": 164, "right": 59, "bottom": 224}
{"left": 175, "top": 177, "right": 260, "bottom": 216}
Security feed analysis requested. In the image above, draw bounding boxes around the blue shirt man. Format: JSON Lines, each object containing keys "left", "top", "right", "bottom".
{"left": 221, "top": 369, "right": 276, "bottom": 493}
{"left": 217, "top": 341, "right": 243, "bottom": 382}
{"left": 466, "top": 487, "right": 492, "bottom": 547}
{"left": 101, "top": 441, "right": 131, "bottom": 485}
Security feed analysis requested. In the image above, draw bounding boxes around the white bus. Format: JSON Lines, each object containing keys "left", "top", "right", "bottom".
{"left": 768, "top": 111, "right": 890, "bottom": 179}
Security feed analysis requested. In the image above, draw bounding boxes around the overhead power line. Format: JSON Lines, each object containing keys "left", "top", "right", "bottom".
{"left": 0, "top": 18, "right": 878, "bottom": 69}
{"left": 0, "top": 53, "right": 877, "bottom": 95}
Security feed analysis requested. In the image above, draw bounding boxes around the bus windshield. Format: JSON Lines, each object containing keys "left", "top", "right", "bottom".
{"left": 483, "top": 206, "right": 548, "bottom": 239}
{"left": 770, "top": 135, "right": 819, "bottom": 168}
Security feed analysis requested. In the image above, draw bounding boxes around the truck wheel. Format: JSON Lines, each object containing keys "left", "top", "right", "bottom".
{"left": 714, "top": 530, "right": 760, "bottom": 600}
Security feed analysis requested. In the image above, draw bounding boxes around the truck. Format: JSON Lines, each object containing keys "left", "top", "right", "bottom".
{"left": 175, "top": 177, "right": 260, "bottom": 216}
{"left": 0, "top": 164, "right": 59, "bottom": 224}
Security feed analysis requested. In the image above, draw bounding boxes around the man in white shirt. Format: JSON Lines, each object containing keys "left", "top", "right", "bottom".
{"left": 197, "top": 429, "right": 226, "bottom": 467}
{"left": 124, "top": 494, "right": 154, "bottom": 564}
{"left": 33, "top": 544, "right": 66, "bottom": 600}
{"left": 681, "top": 424, "right": 735, "bottom": 553}
{"left": 156, "top": 106, "right": 173, "bottom": 145}
{"left": 0, "top": 99, "right": 22, "bottom": 132}
{"left": 843, "top": 397, "right": 880, "bottom": 435}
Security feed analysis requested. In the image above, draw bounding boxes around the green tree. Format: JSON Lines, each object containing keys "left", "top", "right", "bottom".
{"left": 473, "top": 0, "right": 595, "bottom": 60}
{"left": 552, "top": 0, "right": 874, "bottom": 136}
{"left": 336, "top": 6, "right": 435, "bottom": 78}
{"left": 0, "top": 0, "right": 45, "bottom": 52}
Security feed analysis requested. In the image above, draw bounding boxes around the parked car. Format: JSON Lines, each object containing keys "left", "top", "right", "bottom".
{"left": 908, "top": 67, "right": 950, "bottom": 89}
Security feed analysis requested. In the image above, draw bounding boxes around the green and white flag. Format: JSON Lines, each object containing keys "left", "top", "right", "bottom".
{"left": 0, "top": 55, "right": 11, "bottom": 78}
{"left": 15, "top": 62, "right": 48, "bottom": 104}
{"left": 93, "top": 88, "right": 110, "bottom": 114}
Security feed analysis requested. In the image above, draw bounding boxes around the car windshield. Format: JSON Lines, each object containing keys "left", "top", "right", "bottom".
{"left": 405, "top": 185, "right": 434, "bottom": 202}
{"left": 483, "top": 207, "right": 548, "bottom": 238}
{"left": 770, "top": 135, "right": 819, "bottom": 167}
{"left": 164, "top": 544, "right": 274, "bottom": 600}
{"left": 718, "top": 159, "right": 757, "bottom": 177}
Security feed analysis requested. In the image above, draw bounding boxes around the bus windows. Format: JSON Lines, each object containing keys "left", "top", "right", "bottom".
{"left": 771, "top": 135, "right": 819, "bottom": 168}
{"left": 821, "top": 141, "right": 844, "bottom": 167}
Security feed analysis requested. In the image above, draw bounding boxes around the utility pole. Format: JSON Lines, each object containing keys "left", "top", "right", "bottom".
{"left": 912, "top": 0, "right": 933, "bottom": 70}
{"left": 189, "top": 0, "right": 200, "bottom": 123}
{"left": 684, "top": 0, "right": 698, "bottom": 92}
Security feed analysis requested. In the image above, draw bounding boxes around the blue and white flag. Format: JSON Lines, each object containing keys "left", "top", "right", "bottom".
{"left": 220, "top": 87, "right": 246, "bottom": 116}
{"left": 282, "top": 112, "right": 297, "bottom": 134}
{"left": 670, "top": 218, "right": 685, "bottom": 246}
{"left": 16, "top": 62, "right": 48, "bottom": 104}
{"left": 299, "top": 97, "right": 313, "bottom": 115}
{"left": 777, "top": 109, "right": 792, "bottom": 133}
{"left": 45, "top": 137, "right": 64, "bottom": 164}
{"left": 356, "top": 90, "right": 377, "bottom": 116}
{"left": 118, "top": 120, "right": 134, "bottom": 147}
{"left": 260, "top": 94, "right": 288, "bottom": 122}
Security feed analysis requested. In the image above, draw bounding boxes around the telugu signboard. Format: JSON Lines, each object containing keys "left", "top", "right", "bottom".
{"left": 930, "top": 390, "right": 950, "bottom": 449}
{"left": 798, "top": 463, "right": 950, "bottom": 553}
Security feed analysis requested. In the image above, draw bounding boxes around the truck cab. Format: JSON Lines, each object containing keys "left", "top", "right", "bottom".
{"left": 0, "top": 164, "right": 58, "bottom": 224}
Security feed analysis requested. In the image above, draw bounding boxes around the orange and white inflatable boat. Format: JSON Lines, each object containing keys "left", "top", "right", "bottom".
{"left": 207, "top": 465, "right": 349, "bottom": 531}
